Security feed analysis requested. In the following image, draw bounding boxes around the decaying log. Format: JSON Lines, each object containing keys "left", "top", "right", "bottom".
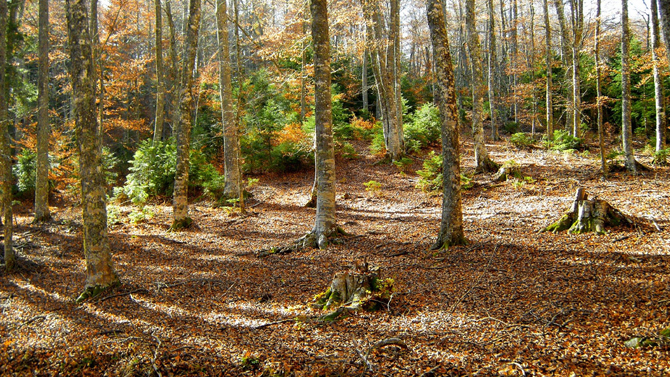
{"left": 543, "top": 188, "right": 631, "bottom": 234}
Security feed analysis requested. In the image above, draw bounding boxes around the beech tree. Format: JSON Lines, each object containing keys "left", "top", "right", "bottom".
{"left": 465, "top": 0, "right": 497, "bottom": 172}
{"left": 66, "top": 0, "right": 119, "bottom": 299}
{"left": 595, "top": 0, "right": 607, "bottom": 176}
{"left": 651, "top": 0, "right": 666, "bottom": 162}
{"left": 171, "top": 0, "right": 202, "bottom": 230}
{"left": 621, "top": 0, "right": 636, "bottom": 173}
{"left": 216, "top": 0, "right": 243, "bottom": 200}
{"left": 426, "top": 0, "right": 466, "bottom": 250}
{"left": 487, "top": 0, "right": 499, "bottom": 140}
{"left": 154, "top": 0, "right": 166, "bottom": 143}
{"left": 543, "top": 0, "right": 553, "bottom": 137}
{"left": 34, "top": 0, "right": 50, "bottom": 223}
{"left": 0, "top": 0, "right": 13, "bottom": 271}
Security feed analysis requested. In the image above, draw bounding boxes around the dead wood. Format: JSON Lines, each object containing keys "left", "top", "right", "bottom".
{"left": 543, "top": 188, "right": 632, "bottom": 234}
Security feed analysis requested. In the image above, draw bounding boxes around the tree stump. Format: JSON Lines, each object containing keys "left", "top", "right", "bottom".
{"left": 543, "top": 188, "right": 631, "bottom": 234}
{"left": 313, "top": 262, "right": 394, "bottom": 320}
{"left": 493, "top": 165, "right": 523, "bottom": 182}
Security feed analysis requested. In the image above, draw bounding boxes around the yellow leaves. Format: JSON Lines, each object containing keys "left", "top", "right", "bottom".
{"left": 274, "top": 123, "right": 309, "bottom": 146}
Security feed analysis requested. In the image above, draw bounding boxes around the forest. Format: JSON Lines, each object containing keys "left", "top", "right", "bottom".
{"left": 0, "top": 0, "right": 669, "bottom": 374}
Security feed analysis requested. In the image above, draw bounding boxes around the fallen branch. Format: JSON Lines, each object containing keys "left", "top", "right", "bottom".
{"left": 446, "top": 246, "right": 498, "bottom": 315}
{"left": 150, "top": 331, "right": 163, "bottom": 377}
{"left": 19, "top": 315, "right": 47, "bottom": 328}
{"left": 352, "top": 337, "right": 373, "bottom": 374}
{"left": 370, "top": 337, "right": 407, "bottom": 351}
{"left": 251, "top": 318, "right": 296, "bottom": 330}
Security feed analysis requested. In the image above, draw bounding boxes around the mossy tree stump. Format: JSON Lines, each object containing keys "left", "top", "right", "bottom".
{"left": 544, "top": 188, "right": 630, "bottom": 234}
{"left": 313, "top": 262, "right": 394, "bottom": 320}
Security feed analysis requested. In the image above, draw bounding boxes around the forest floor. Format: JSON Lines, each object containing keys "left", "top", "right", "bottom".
{"left": 1, "top": 134, "right": 669, "bottom": 376}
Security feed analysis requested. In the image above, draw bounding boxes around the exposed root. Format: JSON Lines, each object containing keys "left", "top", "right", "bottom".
{"left": 475, "top": 157, "right": 500, "bottom": 174}
{"left": 169, "top": 217, "right": 193, "bottom": 231}
{"left": 76, "top": 281, "right": 121, "bottom": 303}
{"left": 256, "top": 226, "right": 347, "bottom": 257}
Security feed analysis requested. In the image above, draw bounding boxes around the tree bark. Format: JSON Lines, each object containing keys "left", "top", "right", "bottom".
{"left": 66, "top": 0, "right": 119, "bottom": 296}
{"left": 34, "top": 0, "right": 50, "bottom": 223}
{"left": 426, "top": 0, "right": 466, "bottom": 249}
{"left": 595, "top": 0, "right": 607, "bottom": 177}
{"left": 569, "top": 0, "right": 583, "bottom": 138}
{"left": 362, "top": 0, "right": 403, "bottom": 160}
{"left": 466, "top": 0, "right": 497, "bottom": 172}
{"left": 553, "top": 0, "right": 573, "bottom": 131}
{"left": 543, "top": 0, "right": 553, "bottom": 138}
{"left": 165, "top": 0, "right": 179, "bottom": 138}
{"left": 621, "top": 0, "right": 636, "bottom": 173}
{"left": 544, "top": 189, "right": 629, "bottom": 234}
{"left": 306, "top": 0, "right": 337, "bottom": 249}
{"left": 0, "top": 0, "right": 13, "bottom": 271}
{"left": 171, "top": 0, "right": 201, "bottom": 229}
{"left": 154, "top": 0, "right": 166, "bottom": 143}
{"left": 216, "top": 0, "right": 242, "bottom": 200}
{"left": 487, "top": 0, "right": 499, "bottom": 140}
{"left": 651, "top": 0, "right": 666, "bottom": 160}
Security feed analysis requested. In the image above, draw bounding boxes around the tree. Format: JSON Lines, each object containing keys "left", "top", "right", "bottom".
{"left": 306, "top": 0, "right": 337, "bottom": 248}
{"left": 216, "top": 0, "right": 242, "bottom": 200}
{"left": 171, "top": 0, "right": 202, "bottom": 230}
{"left": 66, "top": 0, "right": 119, "bottom": 299}
{"left": 154, "top": 0, "right": 166, "bottom": 143}
{"left": 651, "top": 0, "right": 666, "bottom": 161}
{"left": 595, "top": 0, "right": 607, "bottom": 176}
{"left": 621, "top": 0, "right": 636, "bottom": 173}
{"left": 34, "top": 0, "right": 50, "bottom": 223}
{"left": 543, "top": 0, "right": 553, "bottom": 137}
{"left": 466, "top": 0, "right": 497, "bottom": 172}
{"left": 487, "top": 0, "right": 499, "bottom": 140}
{"left": 659, "top": 0, "right": 670, "bottom": 65}
{"left": 426, "top": 0, "right": 466, "bottom": 250}
{"left": 0, "top": 0, "right": 13, "bottom": 271}
{"left": 362, "top": 0, "right": 403, "bottom": 161}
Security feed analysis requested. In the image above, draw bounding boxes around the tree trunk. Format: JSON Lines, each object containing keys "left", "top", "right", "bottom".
{"left": 544, "top": 188, "right": 630, "bottom": 234}
{"left": 66, "top": 0, "right": 119, "bottom": 297}
{"left": 466, "top": 0, "right": 497, "bottom": 172}
{"left": 171, "top": 0, "right": 201, "bottom": 230}
{"left": 0, "top": 0, "right": 13, "bottom": 271}
{"left": 426, "top": 0, "right": 467, "bottom": 250}
{"left": 217, "top": 0, "right": 242, "bottom": 201}
{"left": 621, "top": 0, "right": 636, "bottom": 174}
{"left": 362, "top": 0, "right": 403, "bottom": 160}
{"left": 553, "top": 0, "right": 573, "bottom": 132}
{"left": 34, "top": 0, "right": 50, "bottom": 223}
{"left": 165, "top": 0, "right": 179, "bottom": 139}
{"left": 569, "top": 0, "right": 583, "bottom": 138}
{"left": 651, "top": 0, "right": 666, "bottom": 162}
{"left": 595, "top": 0, "right": 607, "bottom": 177}
{"left": 543, "top": 0, "right": 553, "bottom": 138}
{"left": 154, "top": 0, "right": 166, "bottom": 143}
{"left": 362, "top": 49, "right": 368, "bottom": 113}
{"left": 487, "top": 0, "right": 499, "bottom": 140}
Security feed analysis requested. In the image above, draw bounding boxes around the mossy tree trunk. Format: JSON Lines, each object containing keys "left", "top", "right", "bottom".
{"left": 66, "top": 0, "right": 119, "bottom": 296}
{"left": 651, "top": 0, "right": 666, "bottom": 162}
{"left": 621, "top": 0, "right": 636, "bottom": 174}
{"left": 427, "top": 0, "right": 467, "bottom": 250}
{"left": 543, "top": 0, "right": 553, "bottom": 138}
{"left": 544, "top": 188, "right": 630, "bottom": 234}
{"left": 154, "top": 0, "right": 165, "bottom": 143}
{"left": 171, "top": 0, "right": 201, "bottom": 230}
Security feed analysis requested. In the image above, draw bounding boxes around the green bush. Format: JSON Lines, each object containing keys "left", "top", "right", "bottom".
{"left": 370, "top": 123, "right": 386, "bottom": 155}
{"left": 544, "top": 130, "right": 583, "bottom": 151}
{"left": 13, "top": 149, "right": 36, "bottom": 198}
{"left": 120, "top": 139, "right": 177, "bottom": 205}
{"left": 503, "top": 122, "right": 519, "bottom": 134}
{"left": 404, "top": 103, "right": 441, "bottom": 153}
{"left": 416, "top": 151, "right": 443, "bottom": 194}
{"left": 509, "top": 132, "right": 534, "bottom": 149}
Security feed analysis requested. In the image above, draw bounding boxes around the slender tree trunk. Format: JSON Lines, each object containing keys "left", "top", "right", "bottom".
{"left": 543, "top": 0, "right": 553, "bottom": 137}
{"left": 0, "top": 0, "right": 13, "bottom": 271}
{"left": 300, "top": 2, "right": 307, "bottom": 123}
{"left": 511, "top": 0, "right": 518, "bottom": 123}
{"left": 569, "top": 0, "right": 583, "bottom": 137}
{"left": 487, "top": 0, "right": 499, "bottom": 140}
{"left": 66, "top": 0, "right": 118, "bottom": 296}
{"left": 466, "top": 0, "right": 497, "bottom": 172}
{"left": 391, "top": 0, "right": 403, "bottom": 148}
{"left": 362, "top": 49, "right": 368, "bottom": 113}
{"left": 426, "top": 0, "right": 466, "bottom": 250}
{"left": 651, "top": 0, "right": 666, "bottom": 155}
{"left": 659, "top": 0, "right": 670, "bottom": 70}
{"left": 165, "top": 0, "right": 179, "bottom": 138}
{"left": 154, "top": 0, "right": 166, "bottom": 143}
{"left": 529, "top": 0, "right": 538, "bottom": 137}
{"left": 217, "top": 0, "right": 242, "bottom": 200}
{"left": 34, "top": 0, "right": 50, "bottom": 222}
{"left": 621, "top": 0, "right": 636, "bottom": 173}
{"left": 595, "top": 0, "right": 607, "bottom": 176}
{"left": 553, "top": 0, "right": 572, "bottom": 131}
{"left": 171, "top": 0, "right": 201, "bottom": 229}
{"left": 308, "top": 0, "right": 336, "bottom": 248}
